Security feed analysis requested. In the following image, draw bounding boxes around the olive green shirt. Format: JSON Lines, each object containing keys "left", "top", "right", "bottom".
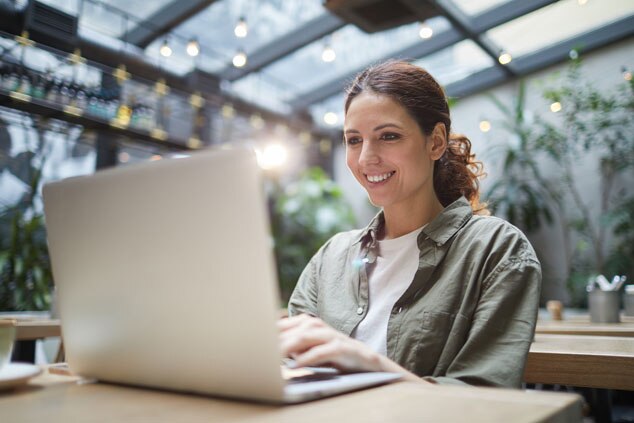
{"left": 288, "top": 197, "right": 541, "bottom": 388}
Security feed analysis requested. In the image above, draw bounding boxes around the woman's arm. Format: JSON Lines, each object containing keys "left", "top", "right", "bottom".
{"left": 429, "top": 257, "right": 542, "bottom": 387}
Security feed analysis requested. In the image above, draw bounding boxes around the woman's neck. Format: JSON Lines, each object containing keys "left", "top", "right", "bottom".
{"left": 381, "top": 196, "right": 444, "bottom": 240}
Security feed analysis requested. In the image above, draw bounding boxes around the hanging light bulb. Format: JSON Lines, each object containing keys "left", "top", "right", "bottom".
{"left": 234, "top": 16, "right": 248, "bottom": 38}
{"left": 186, "top": 38, "right": 200, "bottom": 57}
{"left": 419, "top": 22, "right": 433, "bottom": 39}
{"left": 159, "top": 38, "right": 172, "bottom": 57}
{"left": 232, "top": 49, "right": 247, "bottom": 68}
{"left": 550, "top": 102, "right": 562, "bottom": 113}
{"left": 323, "top": 112, "right": 338, "bottom": 126}
{"left": 322, "top": 43, "right": 336, "bottom": 62}
{"left": 256, "top": 143, "right": 288, "bottom": 170}
{"left": 498, "top": 50, "right": 512, "bottom": 65}
{"left": 479, "top": 120, "right": 491, "bottom": 133}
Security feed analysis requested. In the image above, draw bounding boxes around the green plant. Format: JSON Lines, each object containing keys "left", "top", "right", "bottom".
{"left": 270, "top": 167, "right": 357, "bottom": 303}
{"left": 0, "top": 116, "right": 54, "bottom": 311}
{"left": 535, "top": 58, "right": 634, "bottom": 305}
{"left": 486, "top": 81, "right": 556, "bottom": 232}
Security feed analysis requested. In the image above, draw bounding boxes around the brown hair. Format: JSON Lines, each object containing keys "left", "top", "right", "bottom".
{"left": 344, "top": 60, "right": 488, "bottom": 215}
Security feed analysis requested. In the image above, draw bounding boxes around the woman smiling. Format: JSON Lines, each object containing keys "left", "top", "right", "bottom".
{"left": 279, "top": 61, "right": 541, "bottom": 388}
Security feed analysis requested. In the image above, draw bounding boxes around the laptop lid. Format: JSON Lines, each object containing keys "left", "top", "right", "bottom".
{"left": 43, "top": 147, "right": 287, "bottom": 402}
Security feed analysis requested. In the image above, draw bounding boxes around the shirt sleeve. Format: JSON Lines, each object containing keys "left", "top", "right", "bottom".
{"left": 287, "top": 246, "right": 322, "bottom": 317}
{"left": 425, "top": 255, "right": 542, "bottom": 388}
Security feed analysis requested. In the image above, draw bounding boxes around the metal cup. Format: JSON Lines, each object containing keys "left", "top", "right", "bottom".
{"left": 624, "top": 286, "right": 634, "bottom": 317}
{"left": 588, "top": 290, "right": 621, "bottom": 323}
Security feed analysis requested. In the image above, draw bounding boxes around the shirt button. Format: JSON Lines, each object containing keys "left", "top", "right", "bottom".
{"left": 356, "top": 306, "right": 364, "bottom": 315}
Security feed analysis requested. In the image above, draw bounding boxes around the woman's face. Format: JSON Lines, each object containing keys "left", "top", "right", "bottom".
{"left": 344, "top": 91, "right": 445, "bottom": 213}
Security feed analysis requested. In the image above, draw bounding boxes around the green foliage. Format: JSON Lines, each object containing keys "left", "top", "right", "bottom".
{"left": 485, "top": 59, "right": 634, "bottom": 307}
{"left": 604, "top": 197, "right": 634, "bottom": 281}
{"left": 537, "top": 60, "right": 634, "bottom": 170}
{"left": 0, "top": 117, "right": 54, "bottom": 311}
{"left": 534, "top": 59, "right": 634, "bottom": 304}
{"left": 485, "top": 82, "right": 555, "bottom": 232}
{"left": 270, "top": 167, "right": 356, "bottom": 303}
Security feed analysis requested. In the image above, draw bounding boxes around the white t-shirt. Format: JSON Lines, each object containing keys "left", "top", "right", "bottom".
{"left": 351, "top": 226, "right": 424, "bottom": 356}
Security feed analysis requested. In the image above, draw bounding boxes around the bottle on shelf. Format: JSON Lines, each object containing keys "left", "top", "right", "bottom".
{"left": 75, "top": 88, "right": 87, "bottom": 110}
{"left": 3, "top": 66, "right": 20, "bottom": 92}
{"left": 31, "top": 74, "right": 46, "bottom": 99}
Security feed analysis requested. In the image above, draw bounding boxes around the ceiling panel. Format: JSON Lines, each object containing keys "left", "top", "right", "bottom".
{"left": 413, "top": 39, "right": 494, "bottom": 86}
{"left": 445, "top": 0, "right": 512, "bottom": 16}
{"left": 39, "top": 0, "right": 179, "bottom": 38}
{"left": 487, "top": 0, "right": 634, "bottom": 57}
{"left": 167, "top": 0, "right": 325, "bottom": 73}
{"left": 230, "top": 16, "right": 451, "bottom": 111}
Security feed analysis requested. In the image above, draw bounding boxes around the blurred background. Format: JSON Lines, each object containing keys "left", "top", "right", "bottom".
{"left": 0, "top": 0, "right": 632, "bottom": 313}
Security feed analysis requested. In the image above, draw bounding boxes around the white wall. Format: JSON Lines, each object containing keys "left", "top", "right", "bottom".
{"left": 333, "top": 38, "right": 634, "bottom": 304}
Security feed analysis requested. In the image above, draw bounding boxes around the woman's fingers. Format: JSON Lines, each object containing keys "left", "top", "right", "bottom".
{"left": 292, "top": 340, "right": 343, "bottom": 368}
{"left": 277, "top": 313, "right": 320, "bottom": 331}
{"left": 293, "top": 337, "right": 379, "bottom": 372}
{"left": 277, "top": 315, "right": 382, "bottom": 373}
{"left": 279, "top": 325, "right": 336, "bottom": 357}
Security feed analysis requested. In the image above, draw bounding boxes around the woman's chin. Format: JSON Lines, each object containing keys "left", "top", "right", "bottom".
{"left": 366, "top": 194, "right": 389, "bottom": 209}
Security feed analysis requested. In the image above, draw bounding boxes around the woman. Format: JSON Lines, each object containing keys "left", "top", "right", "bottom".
{"left": 279, "top": 61, "right": 541, "bottom": 388}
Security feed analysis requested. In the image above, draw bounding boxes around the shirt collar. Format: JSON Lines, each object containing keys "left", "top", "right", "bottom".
{"left": 422, "top": 197, "right": 473, "bottom": 246}
{"left": 353, "top": 196, "right": 473, "bottom": 247}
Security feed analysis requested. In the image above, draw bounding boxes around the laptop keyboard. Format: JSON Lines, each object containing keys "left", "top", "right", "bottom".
{"left": 287, "top": 372, "right": 341, "bottom": 384}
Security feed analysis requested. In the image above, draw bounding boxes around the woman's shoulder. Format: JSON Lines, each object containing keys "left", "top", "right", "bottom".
{"left": 458, "top": 214, "right": 538, "bottom": 261}
{"left": 467, "top": 214, "right": 528, "bottom": 237}
{"left": 321, "top": 228, "right": 366, "bottom": 252}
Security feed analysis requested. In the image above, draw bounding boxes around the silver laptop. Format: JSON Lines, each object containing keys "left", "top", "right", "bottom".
{"left": 42, "top": 147, "right": 400, "bottom": 403}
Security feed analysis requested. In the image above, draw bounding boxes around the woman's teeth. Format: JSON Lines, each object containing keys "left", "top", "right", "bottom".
{"left": 366, "top": 172, "right": 395, "bottom": 183}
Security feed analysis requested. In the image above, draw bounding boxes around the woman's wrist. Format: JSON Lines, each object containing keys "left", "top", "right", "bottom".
{"left": 375, "top": 353, "right": 431, "bottom": 383}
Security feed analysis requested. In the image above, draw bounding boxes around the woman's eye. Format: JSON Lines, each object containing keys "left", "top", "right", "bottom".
{"left": 380, "top": 133, "right": 400, "bottom": 141}
{"left": 346, "top": 137, "right": 362, "bottom": 145}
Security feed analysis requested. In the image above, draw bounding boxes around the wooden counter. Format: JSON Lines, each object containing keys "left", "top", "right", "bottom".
{"left": 525, "top": 334, "right": 634, "bottom": 390}
{"left": 0, "top": 370, "right": 583, "bottom": 423}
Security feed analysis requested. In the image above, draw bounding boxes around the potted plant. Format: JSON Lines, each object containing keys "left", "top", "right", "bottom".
{"left": 269, "top": 167, "right": 357, "bottom": 303}
{"left": 0, "top": 116, "right": 54, "bottom": 311}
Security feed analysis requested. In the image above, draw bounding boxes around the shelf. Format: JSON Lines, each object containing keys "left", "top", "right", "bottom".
{"left": 0, "top": 88, "right": 194, "bottom": 151}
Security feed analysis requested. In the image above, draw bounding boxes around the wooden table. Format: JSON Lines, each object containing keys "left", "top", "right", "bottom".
{"left": 536, "top": 313, "right": 634, "bottom": 337}
{"left": 0, "top": 315, "right": 62, "bottom": 362}
{"left": 525, "top": 334, "right": 634, "bottom": 390}
{"left": 15, "top": 319, "right": 61, "bottom": 341}
{"left": 0, "top": 370, "right": 583, "bottom": 423}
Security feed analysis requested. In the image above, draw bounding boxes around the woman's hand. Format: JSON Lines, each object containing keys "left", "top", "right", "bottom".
{"left": 278, "top": 314, "right": 432, "bottom": 384}
{"left": 278, "top": 314, "right": 383, "bottom": 372}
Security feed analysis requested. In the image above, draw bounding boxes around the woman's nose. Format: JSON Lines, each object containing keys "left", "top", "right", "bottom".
{"left": 359, "top": 142, "right": 380, "bottom": 166}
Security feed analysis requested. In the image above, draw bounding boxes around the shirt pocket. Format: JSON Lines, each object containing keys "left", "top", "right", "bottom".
{"left": 399, "top": 310, "right": 456, "bottom": 377}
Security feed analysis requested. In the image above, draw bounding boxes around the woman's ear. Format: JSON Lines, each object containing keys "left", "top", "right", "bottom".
{"left": 428, "top": 122, "right": 447, "bottom": 160}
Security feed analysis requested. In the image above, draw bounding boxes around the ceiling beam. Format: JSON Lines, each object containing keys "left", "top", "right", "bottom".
{"left": 469, "top": 0, "right": 558, "bottom": 33}
{"left": 510, "top": 15, "right": 634, "bottom": 75}
{"left": 445, "top": 15, "right": 634, "bottom": 98}
{"left": 122, "top": 0, "right": 218, "bottom": 48}
{"left": 431, "top": 0, "right": 513, "bottom": 77}
{"left": 289, "top": 0, "right": 557, "bottom": 109}
{"left": 219, "top": 14, "right": 345, "bottom": 81}
{"left": 290, "top": 27, "right": 462, "bottom": 110}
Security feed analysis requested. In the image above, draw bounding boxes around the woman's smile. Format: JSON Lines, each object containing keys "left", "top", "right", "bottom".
{"left": 365, "top": 171, "right": 395, "bottom": 184}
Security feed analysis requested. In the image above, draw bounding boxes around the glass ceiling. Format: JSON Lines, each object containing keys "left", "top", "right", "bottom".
{"left": 446, "top": 0, "right": 512, "bottom": 16}
{"left": 487, "top": 0, "right": 634, "bottom": 57}
{"left": 39, "top": 0, "right": 177, "bottom": 38}
{"left": 231, "top": 16, "right": 451, "bottom": 112}
{"left": 28, "top": 0, "right": 634, "bottom": 132}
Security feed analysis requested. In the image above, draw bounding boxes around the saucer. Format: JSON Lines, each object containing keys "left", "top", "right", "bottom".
{"left": 0, "top": 363, "right": 42, "bottom": 390}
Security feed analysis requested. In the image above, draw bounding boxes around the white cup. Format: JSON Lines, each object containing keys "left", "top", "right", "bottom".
{"left": 0, "top": 319, "right": 17, "bottom": 371}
